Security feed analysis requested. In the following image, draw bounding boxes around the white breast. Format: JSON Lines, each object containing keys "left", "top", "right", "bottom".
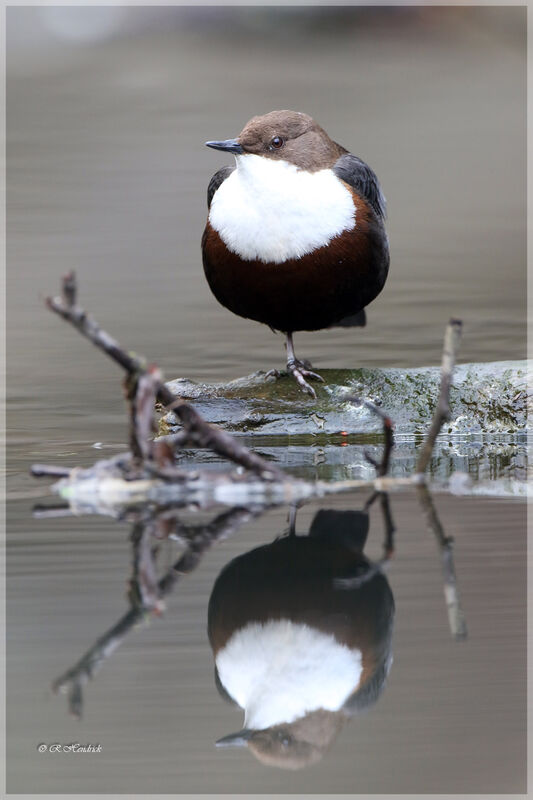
{"left": 208, "top": 154, "right": 356, "bottom": 264}
{"left": 215, "top": 619, "right": 362, "bottom": 730}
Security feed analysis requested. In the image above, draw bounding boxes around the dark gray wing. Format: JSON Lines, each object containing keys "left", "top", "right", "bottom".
{"left": 207, "top": 166, "right": 234, "bottom": 209}
{"left": 342, "top": 651, "right": 393, "bottom": 717}
{"left": 333, "top": 153, "right": 387, "bottom": 220}
{"left": 332, "top": 308, "right": 366, "bottom": 328}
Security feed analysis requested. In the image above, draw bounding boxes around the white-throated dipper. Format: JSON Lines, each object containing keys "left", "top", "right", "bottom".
{"left": 202, "top": 110, "right": 389, "bottom": 397}
{"left": 208, "top": 508, "right": 395, "bottom": 769}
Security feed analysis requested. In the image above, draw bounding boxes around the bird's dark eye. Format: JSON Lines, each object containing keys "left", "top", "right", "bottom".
{"left": 270, "top": 136, "right": 284, "bottom": 150}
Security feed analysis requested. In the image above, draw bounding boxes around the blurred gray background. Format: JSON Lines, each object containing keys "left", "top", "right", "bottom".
{"left": 6, "top": 6, "right": 527, "bottom": 795}
{"left": 8, "top": 6, "right": 526, "bottom": 394}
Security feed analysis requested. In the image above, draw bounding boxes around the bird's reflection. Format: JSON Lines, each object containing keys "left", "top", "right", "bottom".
{"left": 43, "top": 483, "right": 466, "bottom": 769}
{"left": 208, "top": 502, "right": 395, "bottom": 769}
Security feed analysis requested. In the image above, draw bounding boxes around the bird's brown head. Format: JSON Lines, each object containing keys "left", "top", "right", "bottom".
{"left": 215, "top": 710, "right": 345, "bottom": 770}
{"left": 206, "top": 110, "right": 346, "bottom": 171}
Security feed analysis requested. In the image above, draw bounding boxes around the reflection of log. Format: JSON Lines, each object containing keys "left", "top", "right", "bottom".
{"left": 52, "top": 506, "right": 262, "bottom": 718}
{"left": 46, "top": 272, "right": 284, "bottom": 481}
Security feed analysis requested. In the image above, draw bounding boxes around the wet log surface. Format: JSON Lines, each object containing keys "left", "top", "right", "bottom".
{"left": 163, "top": 361, "right": 529, "bottom": 437}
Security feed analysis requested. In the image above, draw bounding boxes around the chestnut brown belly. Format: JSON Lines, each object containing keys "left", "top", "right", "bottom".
{"left": 202, "top": 216, "right": 389, "bottom": 333}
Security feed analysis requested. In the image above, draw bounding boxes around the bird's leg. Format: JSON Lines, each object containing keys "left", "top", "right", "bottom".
{"left": 285, "top": 332, "right": 324, "bottom": 398}
{"left": 264, "top": 333, "right": 324, "bottom": 396}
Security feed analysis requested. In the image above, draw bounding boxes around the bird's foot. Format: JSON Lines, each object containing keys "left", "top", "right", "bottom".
{"left": 264, "top": 359, "right": 324, "bottom": 398}
{"left": 290, "top": 356, "right": 314, "bottom": 371}
{"left": 264, "top": 368, "right": 284, "bottom": 380}
{"left": 286, "top": 358, "right": 325, "bottom": 398}
{"left": 265, "top": 358, "right": 314, "bottom": 379}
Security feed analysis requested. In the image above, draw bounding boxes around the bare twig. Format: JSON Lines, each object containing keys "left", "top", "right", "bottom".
{"left": 35, "top": 276, "right": 465, "bottom": 510}
{"left": 416, "top": 319, "right": 462, "bottom": 474}
{"left": 62, "top": 270, "right": 77, "bottom": 307}
{"left": 156, "top": 430, "right": 190, "bottom": 449}
{"left": 168, "top": 400, "right": 284, "bottom": 480}
{"left": 124, "top": 367, "right": 161, "bottom": 464}
{"left": 45, "top": 273, "right": 284, "bottom": 481}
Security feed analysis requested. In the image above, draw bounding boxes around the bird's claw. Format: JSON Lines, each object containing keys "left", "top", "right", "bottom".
{"left": 265, "top": 361, "right": 324, "bottom": 397}
{"left": 265, "top": 368, "right": 283, "bottom": 380}
{"left": 287, "top": 359, "right": 325, "bottom": 398}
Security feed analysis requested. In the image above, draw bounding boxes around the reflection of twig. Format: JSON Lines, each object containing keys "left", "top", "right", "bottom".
{"left": 52, "top": 505, "right": 264, "bottom": 718}
{"left": 277, "top": 503, "right": 300, "bottom": 538}
{"left": 32, "top": 503, "right": 73, "bottom": 518}
{"left": 336, "top": 490, "right": 397, "bottom": 590}
{"left": 416, "top": 483, "right": 467, "bottom": 640}
{"left": 364, "top": 490, "right": 396, "bottom": 560}
{"left": 345, "top": 397, "right": 394, "bottom": 476}
{"left": 128, "top": 522, "right": 164, "bottom": 611}
{"left": 335, "top": 407, "right": 397, "bottom": 592}
{"left": 45, "top": 272, "right": 283, "bottom": 481}
{"left": 30, "top": 465, "right": 73, "bottom": 478}
{"left": 416, "top": 319, "right": 462, "bottom": 475}
{"left": 379, "top": 492, "right": 396, "bottom": 559}
{"left": 411, "top": 321, "right": 467, "bottom": 639}
{"left": 165, "top": 506, "right": 260, "bottom": 584}
{"left": 53, "top": 606, "right": 143, "bottom": 719}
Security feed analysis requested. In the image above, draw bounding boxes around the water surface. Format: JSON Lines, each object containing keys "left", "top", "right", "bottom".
{"left": 6, "top": 7, "right": 527, "bottom": 794}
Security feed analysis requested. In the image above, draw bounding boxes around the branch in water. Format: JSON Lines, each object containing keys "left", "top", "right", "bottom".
{"left": 416, "top": 319, "right": 462, "bottom": 475}
{"left": 35, "top": 275, "right": 465, "bottom": 508}
{"left": 45, "top": 273, "right": 284, "bottom": 481}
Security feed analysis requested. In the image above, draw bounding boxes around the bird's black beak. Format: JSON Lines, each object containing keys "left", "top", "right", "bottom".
{"left": 205, "top": 138, "right": 244, "bottom": 155}
{"left": 215, "top": 728, "right": 253, "bottom": 748}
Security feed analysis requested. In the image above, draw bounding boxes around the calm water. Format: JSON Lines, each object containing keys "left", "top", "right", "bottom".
{"left": 6, "top": 7, "right": 527, "bottom": 794}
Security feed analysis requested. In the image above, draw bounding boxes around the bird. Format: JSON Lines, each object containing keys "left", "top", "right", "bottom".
{"left": 207, "top": 507, "right": 395, "bottom": 770}
{"left": 201, "top": 110, "right": 389, "bottom": 397}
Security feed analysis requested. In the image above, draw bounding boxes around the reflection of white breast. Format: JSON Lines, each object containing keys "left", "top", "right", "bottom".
{"left": 215, "top": 619, "right": 363, "bottom": 730}
{"left": 208, "top": 154, "right": 356, "bottom": 264}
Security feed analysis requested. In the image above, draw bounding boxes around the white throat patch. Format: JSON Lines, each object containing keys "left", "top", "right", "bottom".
{"left": 215, "top": 619, "right": 363, "bottom": 730}
{"left": 208, "top": 154, "right": 356, "bottom": 264}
